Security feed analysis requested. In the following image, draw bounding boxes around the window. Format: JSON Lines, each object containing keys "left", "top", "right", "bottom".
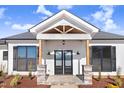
{"left": 17, "top": 47, "right": 27, "bottom": 71}
{"left": 90, "top": 46, "right": 116, "bottom": 72}
{"left": 13, "top": 46, "right": 38, "bottom": 71}
{"left": 3, "top": 51, "right": 8, "bottom": 60}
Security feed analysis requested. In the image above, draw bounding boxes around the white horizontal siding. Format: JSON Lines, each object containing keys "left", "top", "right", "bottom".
{"left": 0, "top": 45, "right": 8, "bottom": 73}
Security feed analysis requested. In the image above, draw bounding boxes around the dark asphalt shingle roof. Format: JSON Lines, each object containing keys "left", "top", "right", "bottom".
{"left": 1, "top": 31, "right": 124, "bottom": 40}
{"left": 92, "top": 31, "right": 124, "bottom": 40}
{"left": 1, "top": 32, "right": 37, "bottom": 40}
{"left": 0, "top": 40, "right": 6, "bottom": 44}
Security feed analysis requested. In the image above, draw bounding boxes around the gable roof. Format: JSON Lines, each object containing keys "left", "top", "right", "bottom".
{"left": 29, "top": 10, "right": 99, "bottom": 34}
{"left": 92, "top": 31, "right": 124, "bottom": 40}
{"left": 1, "top": 32, "right": 37, "bottom": 40}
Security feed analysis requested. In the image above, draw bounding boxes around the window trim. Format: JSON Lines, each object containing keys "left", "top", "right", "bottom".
{"left": 13, "top": 46, "right": 38, "bottom": 71}
{"left": 90, "top": 46, "right": 116, "bottom": 72}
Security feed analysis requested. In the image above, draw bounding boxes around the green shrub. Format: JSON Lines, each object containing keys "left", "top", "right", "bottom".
{"left": 10, "top": 74, "right": 21, "bottom": 87}
{"left": 106, "top": 83, "right": 119, "bottom": 88}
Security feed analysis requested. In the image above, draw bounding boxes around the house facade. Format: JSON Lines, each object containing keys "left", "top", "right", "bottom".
{"left": 0, "top": 10, "right": 124, "bottom": 77}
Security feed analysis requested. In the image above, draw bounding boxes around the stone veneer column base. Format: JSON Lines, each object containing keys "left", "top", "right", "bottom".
{"left": 82, "top": 65, "right": 92, "bottom": 85}
{"left": 37, "top": 64, "right": 47, "bottom": 85}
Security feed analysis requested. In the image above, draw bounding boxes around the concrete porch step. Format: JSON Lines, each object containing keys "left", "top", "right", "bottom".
{"left": 46, "top": 75, "right": 84, "bottom": 86}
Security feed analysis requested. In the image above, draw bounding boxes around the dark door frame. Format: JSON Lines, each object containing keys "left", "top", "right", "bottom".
{"left": 54, "top": 50, "right": 73, "bottom": 75}
{"left": 54, "top": 50, "right": 63, "bottom": 75}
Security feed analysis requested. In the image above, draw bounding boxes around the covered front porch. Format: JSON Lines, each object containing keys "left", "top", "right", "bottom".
{"left": 38, "top": 39, "right": 91, "bottom": 75}
{"left": 36, "top": 25, "right": 92, "bottom": 85}
{"left": 36, "top": 23, "right": 92, "bottom": 76}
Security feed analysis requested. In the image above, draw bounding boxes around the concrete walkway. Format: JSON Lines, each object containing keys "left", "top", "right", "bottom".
{"left": 51, "top": 84, "right": 78, "bottom": 88}
{"left": 45, "top": 75, "right": 83, "bottom": 88}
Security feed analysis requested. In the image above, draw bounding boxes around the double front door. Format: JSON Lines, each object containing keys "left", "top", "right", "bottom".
{"left": 54, "top": 50, "right": 73, "bottom": 75}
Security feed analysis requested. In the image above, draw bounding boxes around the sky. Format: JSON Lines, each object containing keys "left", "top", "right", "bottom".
{"left": 0, "top": 5, "right": 124, "bottom": 38}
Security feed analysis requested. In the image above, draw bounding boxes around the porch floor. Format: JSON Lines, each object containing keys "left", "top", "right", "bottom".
{"left": 45, "top": 75, "right": 83, "bottom": 88}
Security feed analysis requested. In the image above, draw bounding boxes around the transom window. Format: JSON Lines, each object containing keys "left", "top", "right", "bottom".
{"left": 90, "top": 46, "right": 116, "bottom": 72}
{"left": 13, "top": 46, "right": 38, "bottom": 71}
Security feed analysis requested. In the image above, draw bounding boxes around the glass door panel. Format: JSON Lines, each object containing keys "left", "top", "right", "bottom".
{"left": 64, "top": 50, "right": 72, "bottom": 74}
{"left": 55, "top": 50, "right": 63, "bottom": 74}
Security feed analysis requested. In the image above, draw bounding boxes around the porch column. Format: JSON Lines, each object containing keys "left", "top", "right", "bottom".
{"left": 39, "top": 40, "right": 42, "bottom": 64}
{"left": 86, "top": 40, "right": 90, "bottom": 65}
{"left": 82, "top": 40, "right": 92, "bottom": 85}
{"left": 37, "top": 40, "right": 46, "bottom": 85}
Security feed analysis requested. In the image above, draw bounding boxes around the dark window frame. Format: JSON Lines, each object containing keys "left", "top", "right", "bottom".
{"left": 90, "top": 46, "right": 116, "bottom": 72}
{"left": 13, "top": 46, "right": 38, "bottom": 71}
{"left": 3, "top": 51, "right": 8, "bottom": 60}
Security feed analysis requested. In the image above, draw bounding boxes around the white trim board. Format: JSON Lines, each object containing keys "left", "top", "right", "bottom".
{"left": 37, "top": 34, "right": 91, "bottom": 40}
{"left": 30, "top": 10, "right": 99, "bottom": 33}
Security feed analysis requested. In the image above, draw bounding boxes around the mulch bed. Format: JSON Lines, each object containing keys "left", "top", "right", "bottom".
{"left": 1, "top": 75, "right": 124, "bottom": 88}
{"left": 0, "top": 76, "right": 50, "bottom": 88}
{"left": 78, "top": 77, "right": 124, "bottom": 88}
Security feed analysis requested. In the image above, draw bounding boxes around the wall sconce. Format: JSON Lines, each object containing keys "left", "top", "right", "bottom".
{"left": 77, "top": 51, "right": 80, "bottom": 55}
{"left": 47, "top": 52, "right": 51, "bottom": 55}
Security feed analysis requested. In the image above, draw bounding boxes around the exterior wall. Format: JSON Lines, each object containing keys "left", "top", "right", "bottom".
{"left": 7, "top": 40, "right": 86, "bottom": 75}
{"left": 44, "top": 40, "right": 86, "bottom": 75}
{"left": 90, "top": 40, "right": 124, "bottom": 76}
{"left": 5, "top": 39, "right": 124, "bottom": 76}
{"left": 0, "top": 45, "right": 8, "bottom": 73}
{"left": 8, "top": 40, "right": 38, "bottom": 75}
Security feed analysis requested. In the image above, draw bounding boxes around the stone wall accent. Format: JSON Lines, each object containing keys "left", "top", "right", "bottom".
{"left": 37, "top": 64, "right": 47, "bottom": 85}
{"left": 82, "top": 65, "right": 92, "bottom": 85}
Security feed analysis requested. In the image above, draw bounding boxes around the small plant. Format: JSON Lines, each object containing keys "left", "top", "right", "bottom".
{"left": 10, "top": 77, "right": 18, "bottom": 87}
{"left": 28, "top": 72, "right": 32, "bottom": 79}
{"left": 114, "top": 77, "right": 123, "bottom": 87}
{"left": 0, "top": 70, "right": 3, "bottom": 77}
{"left": 10, "top": 74, "right": 21, "bottom": 87}
{"left": 117, "top": 67, "right": 121, "bottom": 78}
{"left": 97, "top": 65, "right": 101, "bottom": 81}
{"left": 28, "top": 62, "right": 33, "bottom": 79}
{"left": 15, "top": 74, "right": 21, "bottom": 80}
{"left": 106, "top": 83, "right": 119, "bottom": 88}
{"left": 0, "top": 64, "right": 5, "bottom": 77}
